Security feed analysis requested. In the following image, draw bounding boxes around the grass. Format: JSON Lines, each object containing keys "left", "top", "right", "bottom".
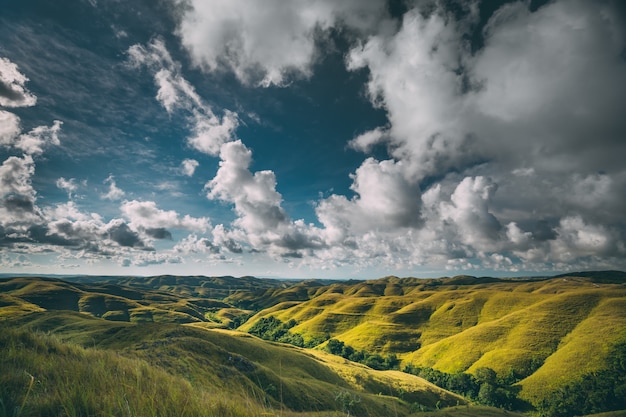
{"left": 0, "top": 309, "right": 474, "bottom": 417}
{"left": 3, "top": 273, "right": 626, "bottom": 415}
{"left": 408, "top": 405, "right": 527, "bottom": 416}
{"left": 0, "top": 326, "right": 267, "bottom": 417}
{"left": 240, "top": 274, "right": 626, "bottom": 411}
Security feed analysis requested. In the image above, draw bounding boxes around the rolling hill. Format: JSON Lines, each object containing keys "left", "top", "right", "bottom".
{"left": 1, "top": 272, "right": 625, "bottom": 416}
{"left": 238, "top": 272, "right": 626, "bottom": 409}
{"left": 0, "top": 275, "right": 469, "bottom": 416}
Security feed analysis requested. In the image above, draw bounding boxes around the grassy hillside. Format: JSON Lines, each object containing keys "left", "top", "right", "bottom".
{"left": 2, "top": 272, "right": 625, "bottom": 416}
{"left": 240, "top": 273, "right": 626, "bottom": 410}
{"left": 0, "top": 310, "right": 465, "bottom": 416}
{"left": 0, "top": 276, "right": 481, "bottom": 416}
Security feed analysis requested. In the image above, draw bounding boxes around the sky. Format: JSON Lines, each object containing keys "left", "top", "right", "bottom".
{"left": 1, "top": 0, "right": 625, "bottom": 279}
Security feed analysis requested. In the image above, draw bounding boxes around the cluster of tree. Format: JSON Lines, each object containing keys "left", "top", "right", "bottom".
{"left": 535, "top": 341, "right": 626, "bottom": 417}
{"left": 402, "top": 364, "right": 522, "bottom": 410}
{"left": 247, "top": 316, "right": 326, "bottom": 348}
{"left": 324, "top": 339, "right": 400, "bottom": 371}
{"left": 228, "top": 313, "right": 252, "bottom": 329}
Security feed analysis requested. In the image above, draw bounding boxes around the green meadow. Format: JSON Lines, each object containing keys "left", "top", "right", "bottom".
{"left": 1, "top": 272, "right": 625, "bottom": 416}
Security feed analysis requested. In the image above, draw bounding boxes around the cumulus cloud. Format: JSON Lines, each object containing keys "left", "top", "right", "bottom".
{"left": 0, "top": 58, "right": 63, "bottom": 155}
{"left": 0, "top": 57, "right": 37, "bottom": 107}
{"left": 0, "top": 55, "right": 202, "bottom": 268}
{"left": 206, "top": 140, "right": 287, "bottom": 237}
{"left": 101, "top": 175, "right": 125, "bottom": 201}
{"left": 205, "top": 140, "right": 328, "bottom": 257}
{"left": 127, "top": 39, "right": 238, "bottom": 156}
{"left": 181, "top": 158, "right": 199, "bottom": 176}
{"left": 0, "top": 110, "right": 21, "bottom": 147}
{"left": 56, "top": 177, "right": 79, "bottom": 199}
{"left": 174, "top": 0, "right": 390, "bottom": 86}
{"left": 440, "top": 176, "right": 502, "bottom": 249}
{"left": 316, "top": 157, "right": 421, "bottom": 244}
{"left": 322, "top": 0, "right": 626, "bottom": 272}
{"left": 0, "top": 154, "right": 40, "bottom": 226}
{"left": 174, "top": 233, "right": 221, "bottom": 256}
{"left": 120, "top": 199, "right": 210, "bottom": 234}
{"left": 14, "top": 120, "right": 62, "bottom": 155}
{"left": 7, "top": 1, "right": 623, "bottom": 274}
{"left": 105, "top": 219, "right": 145, "bottom": 248}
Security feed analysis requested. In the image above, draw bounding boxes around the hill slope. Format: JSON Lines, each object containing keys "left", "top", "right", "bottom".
{"left": 0, "top": 276, "right": 481, "bottom": 416}
{"left": 239, "top": 273, "right": 626, "bottom": 408}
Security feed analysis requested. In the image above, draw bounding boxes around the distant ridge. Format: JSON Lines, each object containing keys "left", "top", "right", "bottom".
{"left": 554, "top": 270, "right": 626, "bottom": 283}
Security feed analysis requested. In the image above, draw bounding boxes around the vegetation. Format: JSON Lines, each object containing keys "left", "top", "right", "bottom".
{"left": 0, "top": 309, "right": 464, "bottom": 416}
{"left": 247, "top": 316, "right": 326, "bottom": 348}
{"left": 402, "top": 365, "right": 524, "bottom": 410}
{"left": 324, "top": 338, "right": 400, "bottom": 371}
{"left": 1, "top": 271, "right": 625, "bottom": 416}
{"left": 534, "top": 341, "right": 626, "bottom": 417}
{"left": 240, "top": 272, "right": 626, "bottom": 413}
{"left": 0, "top": 326, "right": 264, "bottom": 417}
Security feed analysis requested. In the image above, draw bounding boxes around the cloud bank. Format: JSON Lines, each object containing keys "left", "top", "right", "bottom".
{"left": 2, "top": 0, "right": 625, "bottom": 276}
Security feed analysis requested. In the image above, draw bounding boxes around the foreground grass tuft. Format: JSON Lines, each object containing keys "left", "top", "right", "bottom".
{"left": 0, "top": 326, "right": 273, "bottom": 417}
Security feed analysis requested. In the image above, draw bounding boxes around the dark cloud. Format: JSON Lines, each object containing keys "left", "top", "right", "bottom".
{"left": 0, "top": 79, "right": 26, "bottom": 103}
{"left": 2, "top": 194, "right": 36, "bottom": 214}
{"left": 145, "top": 227, "right": 172, "bottom": 240}
{"left": 27, "top": 224, "right": 79, "bottom": 247}
{"left": 0, "top": 57, "right": 37, "bottom": 107}
{"left": 222, "top": 238, "right": 243, "bottom": 254}
{"left": 107, "top": 221, "right": 144, "bottom": 248}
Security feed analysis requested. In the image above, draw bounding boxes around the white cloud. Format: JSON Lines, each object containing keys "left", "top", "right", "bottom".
{"left": 440, "top": 176, "right": 501, "bottom": 249}
{"left": 326, "top": 0, "right": 626, "bottom": 271}
{"left": 0, "top": 110, "right": 21, "bottom": 147}
{"left": 127, "top": 39, "right": 239, "bottom": 156}
{"left": 206, "top": 140, "right": 287, "bottom": 236}
{"left": 187, "top": 109, "right": 239, "bottom": 156}
{"left": 0, "top": 57, "right": 37, "bottom": 107}
{"left": 56, "top": 177, "right": 78, "bottom": 199}
{"left": 14, "top": 120, "right": 62, "bottom": 155}
{"left": 174, "top": 233, "right": 221, "bottom": 256}
{"left": 551, "top": 216, "right": 625, "bottom": 262}
{"left": 101, "top": 175, "right": 125, "bottom": 201}
{"left": 11, "top": 0, "right": 616, "bottom": 275}
{"left": 181, "top": 158, "right": 199, "bottom": 177}
{"left": 316, "top": 157, "right": 421, "bottom": 241}
{"left": 0, "top": 154, "right": 40, "bottom": 226}
{"left": 120, "top": 200, "right": 211, "bottom": 233}
{"left": 348, "top": 127, "right": 388, "bottom": 153}
{"left": 0, "top": 154, "right": 35, "bottom": 198}
{"left": 175, "top": 0, "right": 390, "bottom": 86}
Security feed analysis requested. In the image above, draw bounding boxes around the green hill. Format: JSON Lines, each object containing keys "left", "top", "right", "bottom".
{"left": 0, "top": 275, "right": 477, "bottom": 417}
{"left": 239, "top": 273, "right": 626, "bottom": 411}
{"left": 0, "top": 310, "right": 465, "bottom": 416}
{"left": 2, "top": 272, "right": 625, "bottom": 416}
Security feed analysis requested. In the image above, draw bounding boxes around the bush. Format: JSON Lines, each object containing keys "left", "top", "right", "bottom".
{"left": 323, "top": 339, "right": 399, "bottom": 371}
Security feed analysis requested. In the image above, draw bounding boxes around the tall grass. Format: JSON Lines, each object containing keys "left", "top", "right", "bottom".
{"left": 0, "top": 327, "right": 274, "bottom": 417}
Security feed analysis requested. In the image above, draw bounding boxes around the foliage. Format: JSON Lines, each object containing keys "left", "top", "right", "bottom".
{"left": 535, "top": 341, "right": 626, "bottom": 417}
{"left": 402, "top": 364, "right": 523, "bottom": 410}
{"left": 248, "top": 316, "right": 326, "bottom": 348}
{"left": 324, "top": 338, "right": 400, "bottom": 370}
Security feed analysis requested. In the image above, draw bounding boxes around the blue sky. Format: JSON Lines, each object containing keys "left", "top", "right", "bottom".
{"left": 1, "top": 0, "right": 625, "bottom": 279}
